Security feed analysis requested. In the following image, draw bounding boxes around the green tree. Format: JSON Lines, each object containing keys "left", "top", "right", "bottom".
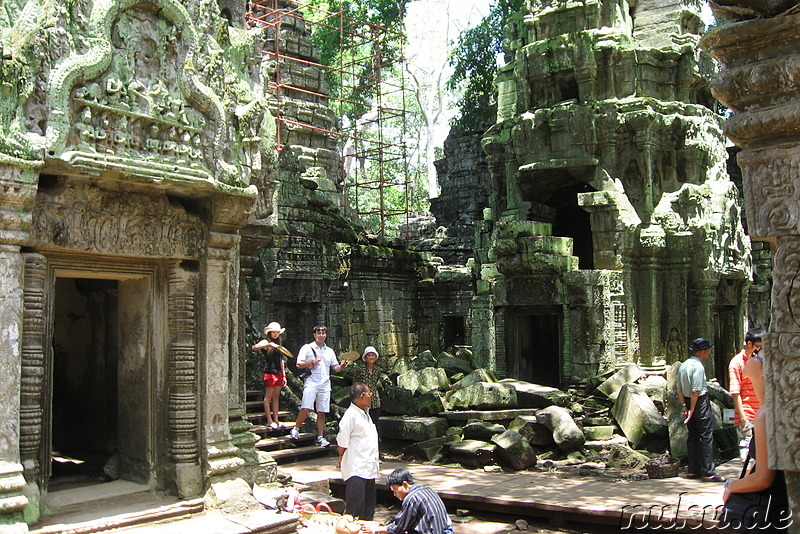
{"left": 448, "top": 0, "right": 522, "bottom": 133}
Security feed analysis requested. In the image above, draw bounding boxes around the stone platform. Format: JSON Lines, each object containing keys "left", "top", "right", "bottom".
{"left": 280, "top": 458, "right": 742, "bottom": 532}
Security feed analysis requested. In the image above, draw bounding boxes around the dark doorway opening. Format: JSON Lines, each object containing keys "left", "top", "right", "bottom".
{"left": 506, "top": 311, "right": 561, "bottom": 387}
{"left": 713, "top": 306, "right": 739, "bottom": 386}
{"left": 51, "top": 278, "right": 119, "bottom": 490}
{"left": 550, "top": 183, "right": 595, "bottom": 269}
{"left": 442, "top": 316, "right": 466, "bottom": 350}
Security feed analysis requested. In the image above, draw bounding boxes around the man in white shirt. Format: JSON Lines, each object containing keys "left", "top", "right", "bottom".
{"left": 290, "top": 325, "right": 348, "bottom": 447}
{"left": 337, "top": 383, "right": 379, "bottom": 520}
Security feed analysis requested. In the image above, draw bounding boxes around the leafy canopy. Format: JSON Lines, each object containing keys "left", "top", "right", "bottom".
{"left": 448, "top": 0, "right": 522, "bottom": 133}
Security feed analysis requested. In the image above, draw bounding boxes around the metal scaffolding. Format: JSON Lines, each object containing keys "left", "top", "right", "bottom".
{"left": 246, "top": 0, "right": 411, "bottom": 238}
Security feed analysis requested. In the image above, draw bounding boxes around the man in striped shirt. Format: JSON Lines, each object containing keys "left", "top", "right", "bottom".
{"left": 727, "top": 327, "right": 765, "bottom": 460}
{"left": 370, "top": 468, "right": 453, "bottom": 534}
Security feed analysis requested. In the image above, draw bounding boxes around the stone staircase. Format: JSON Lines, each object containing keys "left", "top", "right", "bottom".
{"left": 244, "top": 390, "right": 335, "bottom": 464}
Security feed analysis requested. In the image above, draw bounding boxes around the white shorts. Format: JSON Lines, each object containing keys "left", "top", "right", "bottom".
{"left": 301, "top": 383, "right": 331, "bottom": 413}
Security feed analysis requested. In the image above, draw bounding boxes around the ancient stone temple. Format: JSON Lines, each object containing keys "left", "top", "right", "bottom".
{"left": 701, "top": 1, "right": 800, "bottom": 526}
{"left": 241, "top": 0, "right": 435, "bottom": 365}
{"left": 467, "top": 0, "right": 763, "bottom": 386}
{"left": 0, "top": 0, "right": 275, "bottom": 528}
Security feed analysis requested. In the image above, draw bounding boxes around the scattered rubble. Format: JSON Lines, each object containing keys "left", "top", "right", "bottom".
{"left": 294, "top": 349, "right": 738, "bottom": 478}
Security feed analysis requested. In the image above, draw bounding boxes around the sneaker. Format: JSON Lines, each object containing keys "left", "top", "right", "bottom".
{"left": 702, "top": 475, "right": 726, "bottom": 483}
{"left": 316, "top": 436, "right": 330, "bottom": 447}
{"left": 289, "top": 427, "right": 300, "bottom": 440}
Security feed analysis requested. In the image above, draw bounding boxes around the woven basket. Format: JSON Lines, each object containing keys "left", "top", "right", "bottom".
{"left": 297, "top": 502, "right": 341, "bottom": 533}
{"left": 645, "top": 456, "right": 680, "bottom": 479}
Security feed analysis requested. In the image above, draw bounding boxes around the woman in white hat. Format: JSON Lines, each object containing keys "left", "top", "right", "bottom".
{"left": 353, "top": 346, "right": 382, "bottom": 429}
{"left": 252, "top": 322, "right": 291, "bottom": 430}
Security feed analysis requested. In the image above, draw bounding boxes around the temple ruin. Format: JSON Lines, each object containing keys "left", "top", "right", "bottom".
{"left": 1, "top": 0, "right": 798, "bottom": 530}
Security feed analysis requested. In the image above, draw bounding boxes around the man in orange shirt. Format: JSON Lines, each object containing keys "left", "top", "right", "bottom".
{"left": 727, "top": 327, "right": 765, "bottom": 460}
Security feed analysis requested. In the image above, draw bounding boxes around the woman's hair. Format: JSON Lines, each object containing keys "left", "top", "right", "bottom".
{"left": 387, "top": 467, "right": 414, "bottom": 486}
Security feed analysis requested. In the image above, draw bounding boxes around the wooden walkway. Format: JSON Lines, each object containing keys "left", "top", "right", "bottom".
{"left": 281, "top": 457, "right": 742, "bottom": 532}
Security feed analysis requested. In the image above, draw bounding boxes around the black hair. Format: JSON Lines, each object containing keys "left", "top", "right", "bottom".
{"left": 313, "top": 325, "right": 328, "bottom": 333}
{"left": 350, "top": 382, "right": 369, "bottom": 402}
{"left": 387, "top": 467, "right": 414, "bottom": 486}
{"left": 745, "top": 327, "right": 766, "bottom": 344}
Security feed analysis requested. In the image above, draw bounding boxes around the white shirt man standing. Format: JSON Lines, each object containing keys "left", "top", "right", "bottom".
{"left": 290, "top": 325, "right": 348, "bottom": 447}
{"left": 337, "top": 383, "right": 379, "bottom": 520}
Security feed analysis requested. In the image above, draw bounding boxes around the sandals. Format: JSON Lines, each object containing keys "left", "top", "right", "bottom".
{"left": 686, "top": 473, "right": 701, "bottom": 479}
{"left": 268, "top": 422, "right": 280, "bottom": 430}
{"left": 702, "top": 475, "right": 726, "bottom": 482}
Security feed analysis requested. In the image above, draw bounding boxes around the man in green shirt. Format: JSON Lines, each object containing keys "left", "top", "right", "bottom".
{"left": 676, "top": 338, "right": 724, "bottom": 482}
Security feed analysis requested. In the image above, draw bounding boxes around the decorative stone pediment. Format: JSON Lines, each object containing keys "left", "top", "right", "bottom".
{"left": 0, "top": 0, "right": 269, "bottom": 192}
{"left": 43, "top": 0, "right": 238, "bottom": 186}
{"left": 30, "top": 182, "right": 206, "bottom": 258}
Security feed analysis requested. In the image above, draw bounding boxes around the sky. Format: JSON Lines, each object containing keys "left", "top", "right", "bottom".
{"left": 404, "top": 0, "right": 493, "bottom": 147}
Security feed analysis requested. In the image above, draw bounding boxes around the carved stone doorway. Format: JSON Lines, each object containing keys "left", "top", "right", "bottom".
{"left": 50, "top": 278, "right": 119, "bottom": 490}
{"left": 506, "top": 310, "right": 561, "bottom": 387}
{"left": 45, "top": 268, "right": 158, "bottom": 495}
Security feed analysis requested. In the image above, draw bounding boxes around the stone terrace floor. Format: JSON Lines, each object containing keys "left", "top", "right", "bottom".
{"left": 283, "top": 457, "right": 742, "bottom": 533}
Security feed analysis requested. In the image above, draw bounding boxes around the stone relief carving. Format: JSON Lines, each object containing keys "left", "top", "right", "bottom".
{"left": 1, "top": 0, "right": 270, "bottom": 190}
{"left": 60, "top": 4, "right": 211, "bottom": 182}
{"left": 31, "top": 184, "right": 206, "bottom": 258}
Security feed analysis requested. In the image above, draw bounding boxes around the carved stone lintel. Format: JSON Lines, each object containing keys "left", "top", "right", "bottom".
{"left": 32, "top": 184, "right": 206, "bottom": 258}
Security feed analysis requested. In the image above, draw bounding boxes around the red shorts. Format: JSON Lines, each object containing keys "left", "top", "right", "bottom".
{"left": 263, "top": 373, "right": 285, "bottom": 387}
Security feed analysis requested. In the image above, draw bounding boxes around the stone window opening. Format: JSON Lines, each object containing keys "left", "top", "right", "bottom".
{"left": 442, "top": 315, "right": 466, "bottom": 351}
{"left": 556, "top": 73, "right": 579, "bottom": 102}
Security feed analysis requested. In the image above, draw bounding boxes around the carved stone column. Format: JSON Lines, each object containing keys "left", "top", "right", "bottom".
{"left": 20, "top": 253, "right": 47, "bottom": 524}
{"left": 702, "top": 11, "right": 800, "bottom": 530}
{"left": 167, "top": 262, "right": 202, "bottom": 497}
{"left": 631, "top": 224, "right": 666, "bottom": 371}
{"left": 0, "top": 164, "right": 36, "bottom": 531}
{"left": 201, "top": 231, "right": 246, "bottom": 485}
{"left": 688, "top": 285, "right": 717, "bottom": 378}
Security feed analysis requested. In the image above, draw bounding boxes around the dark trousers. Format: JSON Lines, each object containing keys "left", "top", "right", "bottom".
{"left": 344, "top": 476, "right": 376, "bottom": 520}
{"left": 369, "top": 408, "right": 381, "bottom": 430}
{"left": 685, "top": 393, "right": 716, "bottom": 477}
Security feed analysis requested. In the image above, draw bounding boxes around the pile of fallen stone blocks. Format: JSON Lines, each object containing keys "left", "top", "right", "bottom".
{"left": 315, "top": 350, "right": 738, "bottom": 475}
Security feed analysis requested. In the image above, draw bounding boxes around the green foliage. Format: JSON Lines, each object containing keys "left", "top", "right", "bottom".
{"left": 302, "top": 0, "right": 427, "bottom": 236}
{"left": 304, "top": 0, "right": 409, "bottom": 118}
{"left": 448, "top": 0, "right": 522, "bottom": 133}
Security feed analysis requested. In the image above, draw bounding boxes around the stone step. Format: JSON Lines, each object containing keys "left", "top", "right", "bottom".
{"left": 255, "top": 432, "right": 318, "bottom": 451}
{"left": 250, "top": 421, "right": 295, "bottom": 438}
{"left": 33, "top": 491, "right": 204, "bottom": 534}
{"left": 244, "top": 408, "right": 291, "bottom": 422}
{"left": 267, "top": 445, "right": 335, "bottom": 465}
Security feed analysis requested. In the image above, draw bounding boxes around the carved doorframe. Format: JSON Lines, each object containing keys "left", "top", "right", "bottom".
{"left": 21, "top": 252, "right": 167, "bottom": 499}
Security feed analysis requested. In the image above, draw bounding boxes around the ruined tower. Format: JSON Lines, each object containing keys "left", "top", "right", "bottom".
{"left": 475, "top": 0, "right": 755, "bottom": 384}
